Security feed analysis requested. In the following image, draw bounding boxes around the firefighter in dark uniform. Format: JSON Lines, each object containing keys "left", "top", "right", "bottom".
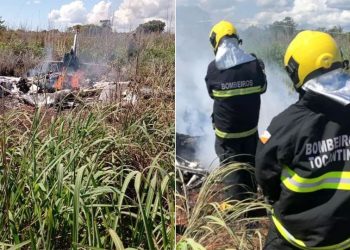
{"left": 205, "top": 20, "right": 267, "bottom": 200}
{"left": 256, "top": 30, "right": 350, "bottom": 249}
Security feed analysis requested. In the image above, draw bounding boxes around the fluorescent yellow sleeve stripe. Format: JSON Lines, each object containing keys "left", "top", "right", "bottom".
{"left": 281, "top": 166, "right": 350, "bottom": 193}
{"left": 215, "top": 127, "right": 257, "bottom": 139}
{"left": 212, "top": 84, "right": 266, "bottom": 98}
{"left": 272, "top": 212, "right": 350, "bottom": 250}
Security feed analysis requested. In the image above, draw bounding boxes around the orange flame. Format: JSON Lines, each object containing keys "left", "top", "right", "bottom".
{"left": 54, "top": 75, "right": 64, "bottom": 90}
{"left": 71, "top": 71, "right": 83, "bottom": 90}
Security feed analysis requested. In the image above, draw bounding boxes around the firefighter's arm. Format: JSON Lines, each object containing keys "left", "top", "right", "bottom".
{"left": 255, "top": 137, "right": 281, "bottom": 203}
{"left": 255, "top": 124, "right": 291, "bottom": 203}
{"left": 251, "top": 54, "right": 267, "bottom": 94}
{"left": 205, "top": 73, "right": 214, "bottom": 99}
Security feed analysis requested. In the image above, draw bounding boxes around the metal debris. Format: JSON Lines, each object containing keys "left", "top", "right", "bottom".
{"left": 176, "top": 157, "right": 208, "bottom": 189}
{"left": 0, "top": 74, "right": 138, "bottom": 108}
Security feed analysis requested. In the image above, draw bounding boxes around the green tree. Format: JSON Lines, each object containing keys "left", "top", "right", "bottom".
{"left": 269, "top": 16, "right": 297, "bottom": 40}
{"left": 327, "top": 25, "right": 343, "bottom": 34}
{"left": 67, "top": 24, "right": 103, "bottom": 34}
{"left": 0, "top": 17, "right": 6, "bottom": 31}
{"left": 136, "top": 20, "right": 166, "bottom": 33}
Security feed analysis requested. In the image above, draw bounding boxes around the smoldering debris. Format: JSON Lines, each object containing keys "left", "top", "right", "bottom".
{"left": 1, "top": 74, "right": 174, "bottom": 110}
{"left": 1, "top": 29, "right": 135, "bottom": 109}
{"left": 176, "top": 157, "right": 208, "bottom": 189}
{"left": 176, "top": 133, "right": 200, "bottom": 161}
{"left": 176, "top": 133, "right": 209, "bottom": 189}
{"left": 0, "top": 74, "right": 137, "bottom": 108}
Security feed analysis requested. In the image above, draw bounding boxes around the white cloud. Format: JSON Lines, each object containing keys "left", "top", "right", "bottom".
{"left": 48, "top": 0, "right": 87, "bottom": 27}
{"left": 248, "top": 0, "right": 350, "bottom": 30}
{"left": 113, "top": 0, "right": 175, "bottom": 31}
{"left": 48, "top": 0, "right": 173, "bottom": 31}
{"left": 256, "top": 0, "right": 289, "bottom": 6}
{"left": 87, "top": 1, "right": 112, "bottom": 24}
{"left": 48, "top": 1, "right": 112, "bottom": 28}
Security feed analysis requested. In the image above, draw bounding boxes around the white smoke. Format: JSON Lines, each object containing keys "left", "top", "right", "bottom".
{"left": 176, "top": 5, "right": 219, "bottom": 169}
{"left": 176, "top": 5, "right": 298, "bottom": 171}
{"left": 28, "top": 46, "right": 54, "bottom": 76}
{"left": 176, "top": 54, "right": 219, "bottom": 170}
{"left": 259, "top": 64, "right": 298, "bottom": 132}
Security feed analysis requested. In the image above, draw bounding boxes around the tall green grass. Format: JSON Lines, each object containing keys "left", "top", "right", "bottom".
{"left": 0, "top": 100, "right": 175, "bottom": 249}
{"left": 176, "top": 163, "right": 270, "bottom": 250}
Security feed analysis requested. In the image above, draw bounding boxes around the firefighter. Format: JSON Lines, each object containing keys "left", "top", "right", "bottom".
{"left": 256, "top": 30, "right": 350, "bottom": 249}
{"left": 205, "top": 20, "right": 267, "bottom": 200}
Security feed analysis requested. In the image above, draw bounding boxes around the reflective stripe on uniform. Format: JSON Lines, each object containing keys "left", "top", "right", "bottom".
{"left": 272, "top": 212, "right": 350, "bottom": 250}
{"left": 271, "top": 214, "right": 306, "bottom": 248}
{"left": 215, "top": 127, "right": 257, "bottom": 139}
{"left": 212, "top": 84, "right": 266, "bottom": 98}
{"left": 281, "top": 165, "right": 350, "bottom": 193}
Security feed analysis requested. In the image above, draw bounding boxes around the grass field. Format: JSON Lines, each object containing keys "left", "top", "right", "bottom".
{"left": 0, "top": 29, "right": 175, "bottom": 250}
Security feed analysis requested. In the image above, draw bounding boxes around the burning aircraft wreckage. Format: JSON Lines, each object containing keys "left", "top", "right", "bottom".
{"left": 0, "top": 30, "right": 152, "bottom": 109}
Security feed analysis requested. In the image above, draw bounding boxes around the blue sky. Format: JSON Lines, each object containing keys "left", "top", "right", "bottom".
{"left": 0, "top": 0, "right": 174, "bottom": 31}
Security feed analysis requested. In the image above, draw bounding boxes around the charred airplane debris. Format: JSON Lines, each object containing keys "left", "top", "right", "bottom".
{"left": 176, "top": 133, "right": 208, "bottom": 189}
{"left": 0, "top": 30, "right": 135, "bottom": 108}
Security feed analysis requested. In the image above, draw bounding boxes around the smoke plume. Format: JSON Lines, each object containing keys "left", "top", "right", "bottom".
{"left": 176, "top": 5, "right": 297, "bottom": 171}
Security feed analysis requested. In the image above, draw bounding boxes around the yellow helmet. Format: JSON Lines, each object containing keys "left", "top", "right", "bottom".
{"left": 284, "top": 30, "right": 344, "bottom": 89}
{"left": 209, "top": 20, "right": 239, "bottom": 52}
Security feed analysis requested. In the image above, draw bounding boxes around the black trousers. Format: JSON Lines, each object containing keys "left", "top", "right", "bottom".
{"left": 264, "top": 221, "right": 300, "bottom": 250}
{"left": 215, "top": 132, "right": 258, "bottom": 201}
